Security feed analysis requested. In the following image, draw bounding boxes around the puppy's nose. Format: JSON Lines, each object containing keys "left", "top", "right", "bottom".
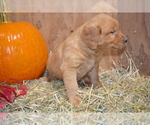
{"left": 123, "top": 38, "right": 128, "bottom": 43}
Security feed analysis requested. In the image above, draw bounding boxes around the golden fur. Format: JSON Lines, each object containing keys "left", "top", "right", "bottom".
{"left": 47, "top": 14, "right": 127, "bottom": 105}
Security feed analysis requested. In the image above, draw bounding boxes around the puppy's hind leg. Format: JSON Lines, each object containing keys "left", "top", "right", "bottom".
{"left": 88, "top": 62, "right": 102, "bottom": 88}
{"left": 47, "top": 69, "right": 57, "bottom": 82}
{"left": 39, "top": 69, "right": 55, "bottom": 82}
{"left": 39, "top": 70, "right": 48, "bottom": 82}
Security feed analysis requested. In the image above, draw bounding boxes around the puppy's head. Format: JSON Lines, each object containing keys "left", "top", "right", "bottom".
{"left": 81, "top": 14, "right": 127, "bottom": 50}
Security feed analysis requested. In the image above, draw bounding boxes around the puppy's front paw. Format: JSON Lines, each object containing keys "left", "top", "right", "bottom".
{"left": 69, "top": 95, "right": 81, "bottom": 105}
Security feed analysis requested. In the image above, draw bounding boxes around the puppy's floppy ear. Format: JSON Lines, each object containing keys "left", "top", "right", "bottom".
{"left": 81, "top": 24, "right": 100, "bottom": 50}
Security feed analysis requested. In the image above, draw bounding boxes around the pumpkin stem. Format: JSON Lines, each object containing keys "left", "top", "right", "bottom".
{"left": 0, "top": 0, "right": 11, "bottom": 24}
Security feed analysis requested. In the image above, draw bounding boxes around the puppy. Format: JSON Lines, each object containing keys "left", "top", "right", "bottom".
{"left": 47, "top": 14, "right": 127, "bottom": 105}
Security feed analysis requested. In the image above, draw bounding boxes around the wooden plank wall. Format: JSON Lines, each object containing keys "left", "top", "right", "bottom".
{"left": 7, "top": 0, "right": 150, "bottom": 13}
{"left": 8, "top": 13, "right": 150, "bottom": 76}
{"left": 5, "top": 0, "right": 150, "bottom": 76}
{"left": 7, "top": 0, "right": 117, "bottom": 12}
{"left": 118, "top": 13, "right": 150, "bottom": 76}
{"left": 9, "top": 13, "right": 97, "bottom": 50}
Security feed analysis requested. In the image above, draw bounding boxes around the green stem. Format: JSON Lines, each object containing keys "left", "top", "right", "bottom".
{"left": 0, "top": 0, "right": 11, "bottom": 24}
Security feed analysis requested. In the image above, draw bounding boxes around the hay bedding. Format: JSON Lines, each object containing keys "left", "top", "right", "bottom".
{"left": 2, "top": 65, "right": 149, "bottom": 113}
{"left": 0, "top": 57, "right": 150, "bottom": 124}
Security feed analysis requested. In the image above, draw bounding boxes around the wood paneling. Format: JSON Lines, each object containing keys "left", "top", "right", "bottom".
{"left": 9, "top": 13, "right": 97, "bottom": 50}
{"left": 118, "top": 13, "right": 150, "bottom": 76}
{"left": 8, "top": 13, "right": 150, "bottom": 76}
{"left": 7, "top": 0, "right": 150, "bottom": 13}
{"left": 7, "top": 0, "right": 117, "bottom": 13}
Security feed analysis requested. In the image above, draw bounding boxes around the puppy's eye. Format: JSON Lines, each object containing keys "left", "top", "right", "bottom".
{"left": 110, "top": 30, "right": 116, "bottom": 34}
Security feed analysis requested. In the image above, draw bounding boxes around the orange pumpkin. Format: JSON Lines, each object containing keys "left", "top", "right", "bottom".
{"left": 0, "top": 21, "right": 48, "bottom": 84}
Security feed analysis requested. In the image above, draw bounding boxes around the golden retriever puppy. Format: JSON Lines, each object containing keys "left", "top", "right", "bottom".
{"left": 47, "top": 14, "right": 127, "bottom": 105}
